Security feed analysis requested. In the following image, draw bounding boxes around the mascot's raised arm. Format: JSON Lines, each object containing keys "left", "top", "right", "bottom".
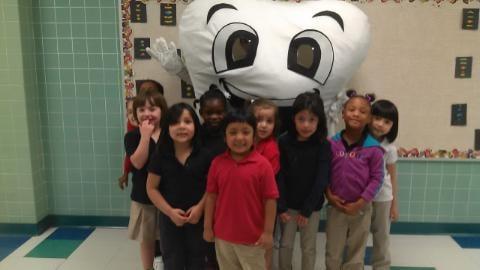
{"left": 147, "top": 0, "right": 370, "bottom": 134}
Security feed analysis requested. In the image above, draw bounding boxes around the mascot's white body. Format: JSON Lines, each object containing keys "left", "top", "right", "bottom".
{"left": 150, "top": 0, "right": 370, "bottom": 132}
{"left": 179, "top": 0, "right": 370, "bottom": 117}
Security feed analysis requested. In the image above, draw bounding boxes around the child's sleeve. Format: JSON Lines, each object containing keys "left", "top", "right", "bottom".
{"left": 206, "top": 158, "right": 219, "bottom": 194}
{"left": 262, "top": 161, "right": 279, "bottom": 199}
{"left": 301, "top": 141, "right": 332, "bottom": 217}
{"left": 123, "top": 155, "right": 132, "bottom": 174}
{"left": 361, "top": 147, "right": 385, "bottom": 202}
{"left": 386, "top": 144, "right": 398, "bottom": 165}
{"left": 276, "top": 138, "right": 288, "bottom": 214}
{"left": 264, "top": 141, "right": 280, "bottom": 175}
{"left": 147, "top": 148, "right": 162, "bottom": 176}
{"left": 124, "top": 131, "right": 139, "bottom": 156}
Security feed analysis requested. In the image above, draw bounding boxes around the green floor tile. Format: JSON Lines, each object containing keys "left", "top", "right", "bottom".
{"left": 391, "top": 267, "right": 436, "bottom": 270}
{"left": 25, "top": 239, "right": 83, "bottom": 258}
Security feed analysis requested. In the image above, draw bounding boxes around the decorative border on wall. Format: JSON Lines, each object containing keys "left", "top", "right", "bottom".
{"left": 349, "top": 0, "right": 479, "bottom": 4}
{"left": 121, "top": 0, "right": 135, "bottom": 98}
{"left": 398, "top": 148, "right": 480, "bottom": 159}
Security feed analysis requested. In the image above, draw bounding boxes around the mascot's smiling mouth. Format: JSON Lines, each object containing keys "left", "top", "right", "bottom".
{"left": 219, "top": 78, "right": 317, "bottom": 107}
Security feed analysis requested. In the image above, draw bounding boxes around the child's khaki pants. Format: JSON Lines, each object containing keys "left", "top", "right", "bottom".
{"left": 325, "top": 203, "right": 372, "bottom": 270}
{"left": 278, "top": 209, "right": 321, "bottom": 270}
{"left": 371, "top": 201, "right": 392, "bottom": 270}
{"left": 215, "top": 238, "right": 265, "bottom": 270}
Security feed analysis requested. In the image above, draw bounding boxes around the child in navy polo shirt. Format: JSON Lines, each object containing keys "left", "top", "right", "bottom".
{"left": 124, "top": 89, "right": 168, "bottom": 270}
{"left": 147, "top": 103, "right": 213, "bottom": 270}
{"left": 203, "top": 109, "right": 279, "bottom": 270}
{"left": 197, "top": 86, "right": 228, "bottom": 270}
{"left": 119, "top": 80, "right": 164, "bottom": 191}
{"left": 198, "top": 85, "right": 228, "bottom": 158}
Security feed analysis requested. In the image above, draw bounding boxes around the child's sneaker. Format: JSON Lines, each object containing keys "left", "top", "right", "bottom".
{"left": 153, "top": 256, "right": 164, "bottom": 270}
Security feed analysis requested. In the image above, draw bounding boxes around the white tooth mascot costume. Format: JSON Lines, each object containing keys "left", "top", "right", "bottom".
{"left": 148, "top": 0, "right": 370, "bottom": 134}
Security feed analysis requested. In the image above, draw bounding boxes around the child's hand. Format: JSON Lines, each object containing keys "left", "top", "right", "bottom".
{"left": 296, "top": 215, "right": 308, "bottom": 227}
{"left": 390, "top": 200, "right": 399, "bottom": 221}
{"left": 326, "top": 188, "right": 346, "bottom": 211}
{"left": 168, "top": 208, "right": 188, "bottom": 226}
{"left": 255, "top": 232, "right": 273, "bottom": 250}
{"left": 203, "top": 227, "right": 215, "bottom": 242}
{"left": 118, "top": 173, "right": 128, "bottom": 190}
{"left": 185, "top": 204, "right": 203, "bottom": 224}
{"left": 343, "top": 198, "right": 366, "bottom": 216}
{"left": 139, "top": 120, "right": 155, "bottom": 137}
{"left": 279, "top": 212, "right": 291, "bottom": 223}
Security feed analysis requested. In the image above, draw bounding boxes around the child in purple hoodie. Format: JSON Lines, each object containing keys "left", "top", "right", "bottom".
{"left": 325, "top": 90, "right": 384, "bottom": 270}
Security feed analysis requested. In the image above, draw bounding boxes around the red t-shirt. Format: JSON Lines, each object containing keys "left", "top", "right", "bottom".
{"left": 255, "top": 136, "right": 280, "bottom": 175}
{"left": 206, "top": 150, "right": 279, "bottom": 245}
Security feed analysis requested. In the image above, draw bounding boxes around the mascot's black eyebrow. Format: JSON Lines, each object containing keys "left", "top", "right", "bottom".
{"left": 313, "top": 11, "right": 344, "bottom": 31}
{"left": 207, "top": 3, "right": 238, "bottom": 24}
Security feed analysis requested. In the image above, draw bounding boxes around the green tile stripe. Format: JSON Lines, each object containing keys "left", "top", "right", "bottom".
{"left": 0, "top": 215, "right": 51, "bottom": 235}
{"left": 25, "top": 239, "right": 83, "bottom": 259}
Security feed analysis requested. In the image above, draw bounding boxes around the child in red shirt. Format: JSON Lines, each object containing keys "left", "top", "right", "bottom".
{"left": 249, "top": 98, "right": 280, "bottom": 270}
{"left": 203, "top": 109, "right": 279, "bottom": 270}
{"left": 250, "top": 98, "right": 280, "bottom": 175}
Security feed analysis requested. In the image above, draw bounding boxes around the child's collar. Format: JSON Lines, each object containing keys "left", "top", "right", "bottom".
{"left": 227, "top": 149, "right": 257, "bottom": 163}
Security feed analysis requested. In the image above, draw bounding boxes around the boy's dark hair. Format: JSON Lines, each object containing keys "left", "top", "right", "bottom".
{"left": 371, "top": 99, "right": 399, "bottom": 143}
{"left": 290, "top": 91, "right": 328, "bottom": 141}
{"left": 197, "top": 85, "right": 227, "bottom": 113}
{"left": 159, "top": 102, "right": 202, "bottom": 152}
{"left": 138, "top": 79, "right": 164, "bottom": 95}
{"left": 249, "top": 98, "right": 280, "bottom": 136}
{"left": 222, "top": 108, "right": 257, "bottom": 135}
{"left": 132, "top": 89, "right": 168, "bottom": 127}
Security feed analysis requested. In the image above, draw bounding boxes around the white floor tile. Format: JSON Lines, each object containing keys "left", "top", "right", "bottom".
{"left": 2, "top": 228, "right": 480, "bottom": 270}
{"left": 57, "top": 227, "right": 131, "bottom": 270}
{"left": 463, "top": 249, "right": 480, "bottom": 270}
{"left": 0, "top": 257, "right": 65, "bottom": 270}
{"left": 0, "top": 228, "right": 64, "bottom": 270}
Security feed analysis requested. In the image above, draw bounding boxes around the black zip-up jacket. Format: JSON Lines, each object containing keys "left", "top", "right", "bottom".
{"left": 277, "top": 132, "right": 332, "bottom": 217}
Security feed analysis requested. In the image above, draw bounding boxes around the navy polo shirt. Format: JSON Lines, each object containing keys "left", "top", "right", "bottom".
{"left": 148, "top": 146, "right": 213, "bottom": 211}
{"left": 124, "top": 128, "right": 158, "bottom": 205}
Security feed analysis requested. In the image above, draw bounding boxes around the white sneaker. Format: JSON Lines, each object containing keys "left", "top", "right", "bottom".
{"left": 153, "top": 256, "right": 164, "bottom": 270}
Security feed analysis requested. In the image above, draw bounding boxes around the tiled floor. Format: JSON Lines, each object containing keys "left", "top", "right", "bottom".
{"left": 1, "top": 227, "right": 480, "bottom": 270}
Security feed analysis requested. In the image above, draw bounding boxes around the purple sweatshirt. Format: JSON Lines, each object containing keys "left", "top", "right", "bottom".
{"left": 329, "top": 131, "right": 384, "bottom": 203}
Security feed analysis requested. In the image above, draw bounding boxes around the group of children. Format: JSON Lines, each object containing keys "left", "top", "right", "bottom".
{"left": 121, "top": 81, "right": 400, "bottom": 270}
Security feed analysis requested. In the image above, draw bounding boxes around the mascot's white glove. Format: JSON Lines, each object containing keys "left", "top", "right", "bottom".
{"left": 146, "top": 37, "right": 192, "bottom": 84}
{"left": 146, "top": 37, "right": 184, "bottom": 75}
{"left": 327, "top": 91, "right": 349, "bottom": 136}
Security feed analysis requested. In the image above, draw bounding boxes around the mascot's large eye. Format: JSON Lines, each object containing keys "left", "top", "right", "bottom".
{"left": 287, "top": 30, "right": 333, "bottom": 85}
{"left": 212, "top": 23, "right": 258, "bottom": 73}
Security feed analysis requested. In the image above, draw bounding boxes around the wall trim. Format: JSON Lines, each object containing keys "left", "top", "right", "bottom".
{"left": 0, "top": 215, "right": 128, "bottom": 235}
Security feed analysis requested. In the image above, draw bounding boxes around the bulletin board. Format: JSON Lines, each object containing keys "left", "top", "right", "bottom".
{"left": 120, "top": 0, "right": 193, "bottom": 105}
{"left": 120, "top": 0, "right": 480, "bottom": 157}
